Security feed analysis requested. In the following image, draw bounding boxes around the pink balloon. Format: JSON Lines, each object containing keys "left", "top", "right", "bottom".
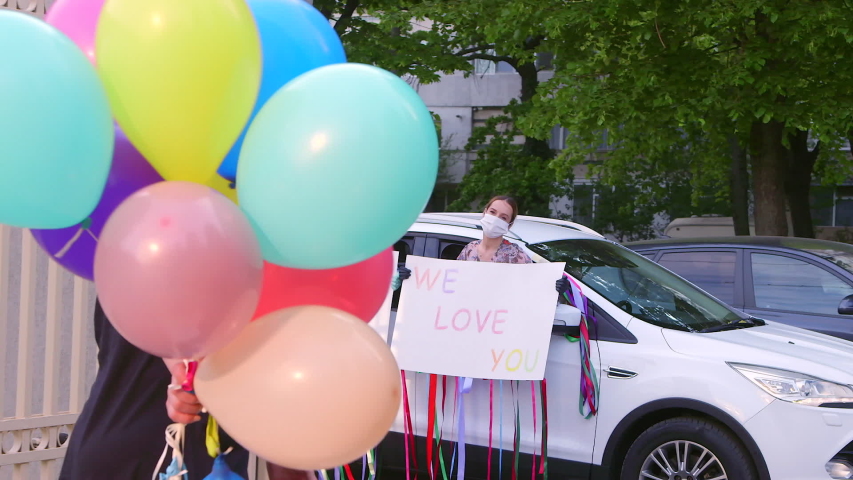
{"left": 45, "top": 0, "right": 107, "bottom": 64}
{"left": 94, "top": 181, "right": 263, "bottom": 359}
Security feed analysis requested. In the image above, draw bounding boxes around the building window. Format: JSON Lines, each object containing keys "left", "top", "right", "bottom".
{"left": 836, "top": 187, "right": 853, "bottom": 227}
{"left": 811, "top": 186, "right": 834, "bottom": 227}
{"left": 572, "top": 184, "right": 596, "bottom": 226}
{"left": 473, "top": 49, "right": 515, "bottom": 75}
{"left": 535, "top": 52, "right": 554, "bottom": 71}
{"left": 548, "top": 126, "right": 612, "bottom": 152}
{"left": 809, "top": 186, "right": 853, "bottom": 227}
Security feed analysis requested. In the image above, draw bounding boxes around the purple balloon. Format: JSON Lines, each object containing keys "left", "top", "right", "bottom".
{"left": 31, "top": 127, "right": 162, "bottom": 280}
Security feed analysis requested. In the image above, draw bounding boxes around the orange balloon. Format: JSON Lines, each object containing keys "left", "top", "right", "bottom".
{"left": 194, "top": 306, "right": 401, "bottom": 470}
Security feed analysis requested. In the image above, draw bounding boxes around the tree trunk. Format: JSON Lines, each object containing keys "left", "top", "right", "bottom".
{"left": 517, "top": 62, "right": 552, "bottom": 159}
{"left": 785, "top": 130, "right": 819, "bottom": 238}
{"left": 749, "top": 120, "right": 789, "bottom": 236}
{"left": 728, "top": 133, "right": 751, "bottom": 236}
{"left": 516, "top": 60, "right": 554, "bottom": 212}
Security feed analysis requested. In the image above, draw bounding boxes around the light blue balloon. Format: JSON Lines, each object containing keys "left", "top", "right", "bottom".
{"left": 202, "top": 455, "right": 243, "bottom": 480}
{"left": 0, "top": 11, "right": 113, "bottom": 229}
{"left": 237, "top": 63, "right": 439, "bottom": 269}
{"left": 217, "top": 0, "right": 347, "bottom": 182}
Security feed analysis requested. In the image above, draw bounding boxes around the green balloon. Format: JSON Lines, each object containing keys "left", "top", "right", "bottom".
{"left": 0, "top": 11, "right": 113, "bottom": 229}
{"left": 238, "top": 63, "right": 438, "bottom": 269}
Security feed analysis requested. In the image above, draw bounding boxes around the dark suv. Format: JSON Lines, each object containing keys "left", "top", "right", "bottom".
{"left": 625, "top": 236, "right": 853, "bottom": 341}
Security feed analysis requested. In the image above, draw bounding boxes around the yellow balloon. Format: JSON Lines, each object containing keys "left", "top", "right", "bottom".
{"left": 95, "top": 0, "right": 261, "bottom": 184}
{"left": 205, "top": 174, "right": 239, "bottom": 204}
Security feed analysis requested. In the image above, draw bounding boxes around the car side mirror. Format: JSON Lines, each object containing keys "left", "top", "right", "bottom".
{"left": 552, "top": 304, "right": 582, "bottom": 336}
{"left": 839, "top": 294, "right": 853, "bottom": 315}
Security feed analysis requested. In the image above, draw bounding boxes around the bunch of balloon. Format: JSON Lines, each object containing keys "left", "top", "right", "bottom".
{"left": 0, "top": 0, "right": 439, "bottom": 473}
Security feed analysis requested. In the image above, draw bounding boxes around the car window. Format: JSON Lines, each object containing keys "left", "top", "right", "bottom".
{"left": 658, "top": 251, "right": 737, "bottom": 305}
{"left": 751, "top": 253, "right": 853, "bottom": 315}
{"left": 439, "top": 240, "right": 468, "bottom": 260}
{"left": 392, "top": 238, "right": 414, "bottom": 309}
{"left": 529, "top": 239, "right": 744, "bottom": 332}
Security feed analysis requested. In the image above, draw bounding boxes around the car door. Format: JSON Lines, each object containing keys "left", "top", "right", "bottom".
{"left": 743, "top": 249, "right": 853, "bottom": 341}
{"left": 424, "top": 234, "right": 600, "bottom": 477}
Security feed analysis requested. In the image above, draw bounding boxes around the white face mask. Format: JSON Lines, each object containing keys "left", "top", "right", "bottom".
{"left": 480, "top": 214, "right": 510, "bottom": 238}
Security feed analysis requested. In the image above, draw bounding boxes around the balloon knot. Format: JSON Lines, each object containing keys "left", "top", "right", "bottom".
{"left": 182, "top": 360, "right": 199, "bottom": 393}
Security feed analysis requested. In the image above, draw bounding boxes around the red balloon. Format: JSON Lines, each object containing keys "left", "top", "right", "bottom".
{"left": 254, "top": 248, "right": 394, "bottom": 322}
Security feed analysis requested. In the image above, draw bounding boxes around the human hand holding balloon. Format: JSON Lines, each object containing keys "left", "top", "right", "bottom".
{"left": 165, "top": 359, "right": 204, "bottom": 425}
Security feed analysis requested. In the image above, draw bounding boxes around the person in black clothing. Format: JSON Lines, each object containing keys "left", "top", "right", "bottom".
{"left": 59, "top": 300, "right": 248, "bottom": 479}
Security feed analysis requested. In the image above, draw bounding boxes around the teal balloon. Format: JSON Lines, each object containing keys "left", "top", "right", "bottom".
{"left": 237, "top": 63, "right": 438, "bottom": 269}
{"left": 0, "top": 11, "right": 113, "bottom": 229}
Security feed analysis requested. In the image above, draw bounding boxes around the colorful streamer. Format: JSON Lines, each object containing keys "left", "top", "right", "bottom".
{"left": 540, "top": 380, "right": 549, "bottom": 479}
{"left": 499, "top": 380, "right": 504, "bottom": 480}
{"left": 530, "top": 382, "right": 537, "bottom": 480}
{"left": 487, "top": 380, "right": 494, "bottom": 480}
{"left": 427, "top": 375, "right": 437, "bottom": 479}
{"left": 455, "top": 377, "right": 473, "bottom": 480}
{"left": 562, "top": 274, "right": 600, "bottom": 418}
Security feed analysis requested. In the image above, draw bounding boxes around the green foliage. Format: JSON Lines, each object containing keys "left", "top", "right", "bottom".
{"left": 449, "top": 110, "right": 571, "bottom": 216}
{"left": 515, "top": 0, "right": 853, "bottom": 234}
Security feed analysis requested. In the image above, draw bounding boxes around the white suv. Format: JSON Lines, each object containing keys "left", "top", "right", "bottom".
{"left": 376, "top": 213, "right": 853, "bottom": 480}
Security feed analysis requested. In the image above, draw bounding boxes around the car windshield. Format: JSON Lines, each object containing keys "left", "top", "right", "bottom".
{"left": 528, "top": 238, "right": 746, "bottom": 332}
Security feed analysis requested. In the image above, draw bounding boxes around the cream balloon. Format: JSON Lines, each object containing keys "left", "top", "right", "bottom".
{"left": 194, "top": 306, "right": 401, "bottom": 470}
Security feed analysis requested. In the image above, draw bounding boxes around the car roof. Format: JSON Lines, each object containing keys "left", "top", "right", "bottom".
{"left": 412, "top": 212, "right": 605, "bottom": 245}
{"left": 625, "top": 235, "right": 853, "bottom": 254}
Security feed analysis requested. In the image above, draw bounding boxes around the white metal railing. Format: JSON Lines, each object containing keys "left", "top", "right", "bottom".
{"left": 0, "top": 226, "right": 98, "bottom": 480}
{"left": 0, "top": 0, "right": 47, "bottom": 17}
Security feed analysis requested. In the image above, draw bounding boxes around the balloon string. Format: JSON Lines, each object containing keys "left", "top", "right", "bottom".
{"left": 54, "top": 227, "right": 84, "bottom": 259}
{"left": 152, "top": 423, "right": 186, "bottom": 480}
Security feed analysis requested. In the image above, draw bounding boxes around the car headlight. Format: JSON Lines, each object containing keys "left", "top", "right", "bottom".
{"left": 729, "top": 363, "right": 853, "bottom": 406}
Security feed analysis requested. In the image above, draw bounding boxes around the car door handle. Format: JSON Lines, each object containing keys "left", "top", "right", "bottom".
{"left": 604, "top": 366, "right": 637, "bottom": 379}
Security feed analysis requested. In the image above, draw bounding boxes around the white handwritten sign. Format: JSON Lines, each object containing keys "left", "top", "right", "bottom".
{"left": 393, "top": 256, "right": 566, "bottom": 380}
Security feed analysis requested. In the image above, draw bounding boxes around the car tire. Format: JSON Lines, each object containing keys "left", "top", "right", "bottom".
{"left": 620, "top": 416, "right": 756, "bottom": 480}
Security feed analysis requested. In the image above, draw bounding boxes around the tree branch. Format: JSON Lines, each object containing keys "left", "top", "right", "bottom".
{"left": 455, "top": 44, "right": 496, "bottom": 57}
{"left": 523, "top": 35, "right": 545, "bottom": 50}
{"left": 463, "top": 53, "right": 516, "bottom": 65}
{"left": 333, "top": 0, "right": 361, "bottom": 35}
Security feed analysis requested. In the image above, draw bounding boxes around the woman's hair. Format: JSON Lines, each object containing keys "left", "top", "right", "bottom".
{"left": 484, "top": 195, "right": 519, "bottom": 224}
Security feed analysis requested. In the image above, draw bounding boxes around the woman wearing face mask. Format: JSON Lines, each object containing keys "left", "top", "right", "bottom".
{"left": 398, "top": 196, "right": 569, "bottom": 293}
